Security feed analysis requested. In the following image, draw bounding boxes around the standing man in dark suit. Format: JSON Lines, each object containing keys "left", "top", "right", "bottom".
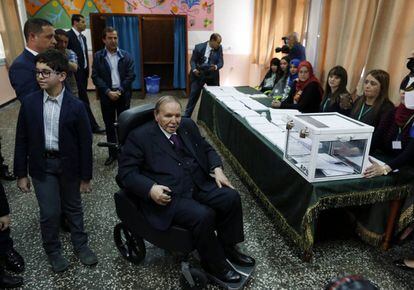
{"left": 118, "top": 96, "right": 255, "bottom": 283}
{"left": 0, "top": 182, "right": 24, "bottom": 288}
{"left": 14, "top": 49, "right": 98, "bottom": 272}
{"left": 184, "top": 33, "right": 223, "bottom": 118}
{"left": 9, "top": 18, "right": 56, "bottom": 102}
{"left": 92, "top": 27, "right": 135, "bottom": 166}
{"left": 67, "top": 14, "right": 104, "bottom": 134}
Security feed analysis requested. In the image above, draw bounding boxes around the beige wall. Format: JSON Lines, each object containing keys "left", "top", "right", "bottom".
{"left": 0, "top": 65, "right": 16, "bottom": 105}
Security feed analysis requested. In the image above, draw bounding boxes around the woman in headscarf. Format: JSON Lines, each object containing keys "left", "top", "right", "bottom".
{"left": 320, "top": 66, "right": 353, "bottom": 115}
{"left": 272, "top": 60, "right": 323, "bottom": 113}
{"left": 258, "top": 57, "right": 283, "bottom": 93}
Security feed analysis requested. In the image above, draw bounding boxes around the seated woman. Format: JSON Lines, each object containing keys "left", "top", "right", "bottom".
{"left": 258, "top": 58, "right": 282, "bottom": 93}
{"left": 320, "top": 66, "right": 353, "bottom": 115}
{"left": 271, "top": 61, "right": 323, "bottom": 113}
{"left": 269, "top": 56, "right": 290, "bottom": 99}
{"left": 349, "top": 70, "right": 394, "bottom": 127}
{"left": 363, "top": 89, "right": 414, "bottom": 271}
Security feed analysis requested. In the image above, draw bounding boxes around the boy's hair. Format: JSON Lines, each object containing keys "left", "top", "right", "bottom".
{"left": 35, "top": 49, "right": 69, "bottom": 74}
{"left": 23, "top": 18, "right": 53, "bottom": 41}
{"left": 54, "top": 29, "right": 68, "bottom": 38}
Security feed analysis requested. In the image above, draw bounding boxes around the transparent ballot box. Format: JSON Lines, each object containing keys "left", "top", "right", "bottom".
{"left": 283, "top": 113, "right": 374, "bottom": 182}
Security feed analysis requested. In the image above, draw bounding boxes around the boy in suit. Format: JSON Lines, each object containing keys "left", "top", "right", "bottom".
{"left": 14, "top": 49, "right": 98, "bottom": 272}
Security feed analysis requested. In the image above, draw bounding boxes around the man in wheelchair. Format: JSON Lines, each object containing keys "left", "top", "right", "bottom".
{"left": 118, "top": 96, "right": 255, "bottom": 283}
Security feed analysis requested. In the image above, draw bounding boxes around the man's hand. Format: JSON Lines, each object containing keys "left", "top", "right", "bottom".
{"left": 17, "top": 177, "right": 31, "bottom": 193}
{"left": 149, "top": 185, "right": 172, "bottom": 206}
{"left": 193, "top": 69, "right": 201, "bottom": 77}
{"left": 80, "top": 180, "right": 92, "bottom": 193}
{"left": 0, "top": 215, "right": 10, "bottom": 231}
{"left": 209, "top": 65, "right": 217, "bottom": 71}
{"left": 214, "top": 167, "right": 234, "bottom": 189}
{"left": 107, "top": 90, "right": 121, "bottom": 101}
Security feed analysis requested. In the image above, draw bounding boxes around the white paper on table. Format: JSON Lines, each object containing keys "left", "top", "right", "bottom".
{"left": 221, "top": 100, "right": 247, "bottom": 111}
{"left": 216, "top": 95, "right": 236, "bottom": 102}
{"left": 250, "top": 122, "right": 279, "bottom": 133}
{"left": 250, "top": 94, "right": 268, "bottom": 98}
{"left": 245, "top": 116, "right": 269, "bottom": 126}
{"left": 239, "top": 99, "right": 269, "bottom": 111}
{"left": 220, "top": 86, "right": 239, "bottom": 94}
{"left": 233, "top": 109, "right": 260, "bottom": 118}
{"left": 261, "top": 131, "right": 287, "bottom": 150}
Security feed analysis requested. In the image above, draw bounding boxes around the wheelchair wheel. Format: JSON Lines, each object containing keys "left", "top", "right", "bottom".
{"left": 114, "top": 223, "right": 146, "bottom": 264}
{"left": 179, "top": 268, "right": 207, "bottom": 290}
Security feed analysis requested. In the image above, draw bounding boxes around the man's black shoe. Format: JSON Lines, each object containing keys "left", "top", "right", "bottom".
{"left": 92, "top": 127, "right": 106, "bottom": 135}
{"left": 0, "top": 166, "right": 16, "bottom": 181}
{"left": 0, "top": 268, "right": 23, "bottom": 289}
{"left": 1, "top": 249, "right": 25, "bottom": 273}
{"left": 104, "top": 156, "right": 117, "bottom": 166}
{"left": 224, "top": 245, "right": 255, "bottom": 267}
{"left": 202, "top": 260, "right": 241, "bottom": 283}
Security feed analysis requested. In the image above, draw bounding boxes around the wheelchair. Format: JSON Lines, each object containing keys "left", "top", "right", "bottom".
{"left": 98, "top": 104, "right": 254, "bottom": 289}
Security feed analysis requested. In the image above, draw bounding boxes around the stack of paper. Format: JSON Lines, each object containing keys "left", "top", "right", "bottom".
{"left": 239, "top": 98, "right": 269, "bottom": 111}
{"left": 233, "top": 109, "right": 260, "bottom": 118}
{"left": 221, "top": 100, "right": 247, "bottom": 111}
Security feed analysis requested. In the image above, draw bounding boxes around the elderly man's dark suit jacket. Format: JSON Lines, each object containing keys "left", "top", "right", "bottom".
{"left": 190, "top": 41, "right": 223, "bottom": 85}
{"left": 67, "top": 29, "right": 89, "bottom": 75}
{"left": 0, "top": 181, "right": 9, "bottom": 217}
{"left": 91, "top": 48, "right": 135, "bottom": 101}
{"left": 14, "top": 90, "right": 93, "bottom": 181}
{"left": 8, "top": 49, "right": 40, "bottom": 102}
{"left": 118, "top": 118, "right": 222, "bottom": 231}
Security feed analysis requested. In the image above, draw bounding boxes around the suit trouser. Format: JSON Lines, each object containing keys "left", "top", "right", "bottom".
{"left": 76, "top": 68, "right": 99, "bottom": 130}
{"left": 32, "top": 158, "right": 88, "bottom": 255}
{"left": 172, "top": 186, "right": 244, "bottom": 264}
{"left": 100, "top": 95, "right": 130, "bottom": 157}
{"left": 0, "top": 183, "right": 13, "bottom": 255}
{"left": 184, "top": 73, "right": 219, "bottom": 118}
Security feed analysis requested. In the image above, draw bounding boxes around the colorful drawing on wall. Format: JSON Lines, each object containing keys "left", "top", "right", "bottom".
{"left": 24, "top": 0, "right": 214, "bottom": 30}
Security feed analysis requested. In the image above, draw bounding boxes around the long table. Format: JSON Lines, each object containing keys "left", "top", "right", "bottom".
{"left": 197, "top": 86, "right": 414, "bottom": 259}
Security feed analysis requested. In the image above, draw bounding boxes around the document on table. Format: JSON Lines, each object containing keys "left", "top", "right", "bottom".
{"left": 233, "top": 109, "right": 260, "bottom": 118}
{"left": 239, "top": 98, "right": 269, "bottom": 111}
{"left": 316, "top": 153, "right": 355, "bottom": 176}
{"left": 221, "top": 100, "right": 248, "bottom": 111}
{"left": 250, "top": 94, "right": 268, "bottom": 98}
{"left": 245, "top": 116, "right": 269, "bottom": 126}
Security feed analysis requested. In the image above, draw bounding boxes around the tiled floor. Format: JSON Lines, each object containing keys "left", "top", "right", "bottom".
{"left": 1, "top": 92, "right": 414, "bottom": 289}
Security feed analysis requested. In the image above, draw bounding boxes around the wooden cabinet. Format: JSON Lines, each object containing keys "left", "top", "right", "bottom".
{"left": 90, "top": 13, "right": 188, "bottom": 94}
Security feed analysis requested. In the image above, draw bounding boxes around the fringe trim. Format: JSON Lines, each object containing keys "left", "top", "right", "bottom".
{"left": 198, "top": 120, "right": 414, "bottom": 251}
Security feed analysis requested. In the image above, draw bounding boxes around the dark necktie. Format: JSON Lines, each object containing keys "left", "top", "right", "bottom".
{"left": 207, "top": 49, "right": 213, "bottom": 64}
{"left": 169, "top": 134, "right": 182, "bottom": 151}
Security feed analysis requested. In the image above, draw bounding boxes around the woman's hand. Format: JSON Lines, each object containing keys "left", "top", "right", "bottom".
{"left": 271, "top": 100, "right": 281, "bottom": 108}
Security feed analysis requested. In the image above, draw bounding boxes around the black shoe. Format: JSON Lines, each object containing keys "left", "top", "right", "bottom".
{"left": 92, "top": 127, "right": 106, "bottom": 135}
{"left": 202, "top": 260, "right": 241, "bottom": 283}
{"left": 224, "top": 245, "right": 255, "bottom": 267}
{"left": 47, "top": 253, "right": 69, "bottom": 273}
{"left": 1, "top": 249, "right": 25, "bottom": 274}
{"left": 104, "top": 156, "right": 117, "bottom": 166}
{"left": 0, "top": 269, "right": 23, "bottom": 289}
{"left": 394, "top": 259, "right": 414, "bottom": 271}
{"left": 0, "top": 166, "right": 16, "bottom": 181}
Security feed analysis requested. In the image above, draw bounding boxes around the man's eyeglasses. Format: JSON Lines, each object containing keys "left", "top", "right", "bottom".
{"left": 35, "top": 70, "right": 60, "bottom": 78}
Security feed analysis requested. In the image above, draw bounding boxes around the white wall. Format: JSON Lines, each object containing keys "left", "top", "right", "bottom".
{"left": 188, "top": 0, "right": 254, "bottom": 55}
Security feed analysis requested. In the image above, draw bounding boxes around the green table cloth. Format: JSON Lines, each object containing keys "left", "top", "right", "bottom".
{"left": 197, "top": 86, "right": 414, "bottom": 255}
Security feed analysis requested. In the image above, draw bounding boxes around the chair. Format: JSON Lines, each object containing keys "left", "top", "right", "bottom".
{"left": 101, "top": 104, "right": 253, "bottom": 289}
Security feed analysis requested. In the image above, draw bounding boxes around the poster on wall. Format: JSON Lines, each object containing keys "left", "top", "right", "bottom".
{"left": 24, "top": 0, "right": 214, "bottom": 30}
